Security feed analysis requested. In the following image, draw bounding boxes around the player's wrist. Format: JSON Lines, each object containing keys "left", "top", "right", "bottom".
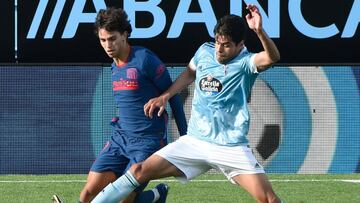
{"left": 160, "top": 92, "right": 171, "bottom": 102}
{"left": 255, "top": 27, "right": 266, "bottom": 36}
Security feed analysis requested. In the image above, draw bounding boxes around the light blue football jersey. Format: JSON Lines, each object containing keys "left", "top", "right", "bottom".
{"left": 188, "top": 42, "right": 258, "bottom": 146}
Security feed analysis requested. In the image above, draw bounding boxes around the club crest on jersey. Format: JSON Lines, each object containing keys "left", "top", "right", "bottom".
{"left": 127, "top": 68, "right": 138, "bottom": 79}
{"left": 199, "top": 75, "right": 222, "bottom": 96}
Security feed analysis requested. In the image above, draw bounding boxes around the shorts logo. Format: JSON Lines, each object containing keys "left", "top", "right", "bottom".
{"left": 199, "top": 75, "right": 222, "bottom": 96}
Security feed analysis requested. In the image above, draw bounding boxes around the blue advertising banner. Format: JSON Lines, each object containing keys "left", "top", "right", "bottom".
{"left": 0, "top": 65, "right": 359, "bottom": 174}
{"left": 0, "top": 66, "right": 101, "bottom": 174}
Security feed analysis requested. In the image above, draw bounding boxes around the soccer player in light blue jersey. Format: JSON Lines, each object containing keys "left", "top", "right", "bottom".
{"left": 92, "top": 4, "right": 282, "bottom": 203}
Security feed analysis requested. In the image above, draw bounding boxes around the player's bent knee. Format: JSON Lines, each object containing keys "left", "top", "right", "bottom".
{"left": 131, "top": 162, "right": 157, "bottom": 184}
{"left": 130, "top": 163, "right": 146, "bottom": 182}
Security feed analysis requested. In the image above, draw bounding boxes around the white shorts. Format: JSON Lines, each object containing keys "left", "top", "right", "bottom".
{"left": 155, "top": 135, "right": 265, "bottom": 184}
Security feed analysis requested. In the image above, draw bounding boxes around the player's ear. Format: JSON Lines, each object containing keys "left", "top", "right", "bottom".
{"left": 122, "top": 31, "right": 129, "bottom": 39}
{"left": 237, "top": 40, "right": 245, "bottom": 50}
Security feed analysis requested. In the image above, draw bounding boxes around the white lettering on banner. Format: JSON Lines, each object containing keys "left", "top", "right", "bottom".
{"left": 26, "top": 0, "right": 359, "bottom": 39}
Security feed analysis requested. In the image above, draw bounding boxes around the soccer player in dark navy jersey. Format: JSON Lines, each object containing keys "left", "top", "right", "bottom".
{"left": 55, "top": 7, "right": 187, "bottom": 203}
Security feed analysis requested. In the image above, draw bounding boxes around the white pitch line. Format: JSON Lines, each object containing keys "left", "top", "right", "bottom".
{"left": 340, "top": 180, "right": 360, "bottom": 183}
{"left": 0, "top": 179, "right": 359, "bottom": 183}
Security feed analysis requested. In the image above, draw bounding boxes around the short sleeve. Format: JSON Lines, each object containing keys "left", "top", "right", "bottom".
{"left": 189, "top": 58, "right": 196, "bottom": 70}
{"left": 249, "top": 53, "right": 258, "bottom": 74}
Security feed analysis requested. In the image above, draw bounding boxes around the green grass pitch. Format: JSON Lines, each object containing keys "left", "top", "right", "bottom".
{"left": 0, "top": 174, "right": 359, "bottom": 202}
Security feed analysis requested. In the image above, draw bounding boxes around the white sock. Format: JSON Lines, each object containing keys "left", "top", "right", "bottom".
{"left": 150, "top": 188, "right": 160, "bottom": 203}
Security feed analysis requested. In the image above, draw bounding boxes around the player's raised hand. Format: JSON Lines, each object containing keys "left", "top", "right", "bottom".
{"left": 245, "top": 4, "right": 263, "bottom": 33}
{"left": 144, "top": 96, "right": 167, "bottom": 118}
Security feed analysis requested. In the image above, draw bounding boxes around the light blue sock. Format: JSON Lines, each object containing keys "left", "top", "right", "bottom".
{"left": 91, "top": 171, "right": 140, "bottom": 203}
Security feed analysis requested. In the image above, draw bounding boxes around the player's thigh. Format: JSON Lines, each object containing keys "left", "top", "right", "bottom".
{"left": 84, "top": 171, "right": 117, "bottom": 193}
{"left": 233, "top": 173, "right": 276, "bottom": 200}
{"left": 132, "top": 154, "right": 184, "bottom": 182}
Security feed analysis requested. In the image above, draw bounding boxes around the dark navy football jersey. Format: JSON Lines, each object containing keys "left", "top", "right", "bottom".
{"left": 110, "top": 46, "right": 187, "bottom": 140}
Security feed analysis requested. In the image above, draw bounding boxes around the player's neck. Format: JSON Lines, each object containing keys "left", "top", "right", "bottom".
{"left": 114, "top": 44, "right": 131, "bottom": 66}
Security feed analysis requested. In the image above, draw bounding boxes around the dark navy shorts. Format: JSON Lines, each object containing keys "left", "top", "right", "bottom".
{"left": 90, "top": 133, "right": 166, "bottom": 190}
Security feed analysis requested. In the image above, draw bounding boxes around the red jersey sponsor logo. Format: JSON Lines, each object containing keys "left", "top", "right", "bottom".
{"left": 113, "top": 78, "right": 139, "bottom": 91}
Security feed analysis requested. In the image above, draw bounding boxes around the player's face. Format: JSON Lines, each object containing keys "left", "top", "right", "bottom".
{"left": 98, "top": 28, "right": 128, "bottom": 59}
{"left": 215, "top": 34, "right": 244, "bottom": 64}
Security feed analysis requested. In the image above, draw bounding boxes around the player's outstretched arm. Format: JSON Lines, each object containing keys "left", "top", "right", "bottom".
{"left": 144, "top": 66, "right": 195, "bottom": 118}
{"left": 246, "top": 4, "right": 280, "bottom": 72}
{"left": 168, "top": 93, "right": 188, "bottom": 136}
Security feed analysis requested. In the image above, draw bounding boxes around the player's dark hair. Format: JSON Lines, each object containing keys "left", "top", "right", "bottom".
{"left": 213, "top": 14, "right": 247, "bottom": 45}
{"left": 94, "top": 7, "right": 132, "bottom": 37}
